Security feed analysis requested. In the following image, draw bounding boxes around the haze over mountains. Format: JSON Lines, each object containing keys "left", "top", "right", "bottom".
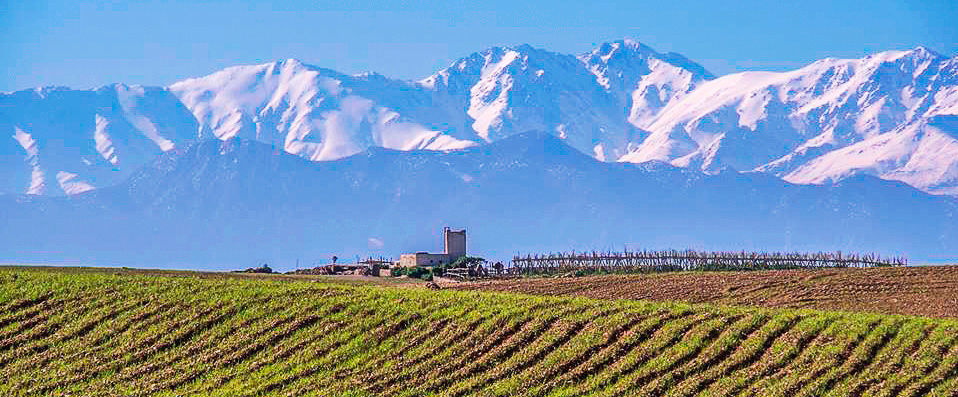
{"left": 2, "top": 39, "right": 957, "bottom": 267}
{"left": 2, "top": 133, "right": 955, "bottom": 268}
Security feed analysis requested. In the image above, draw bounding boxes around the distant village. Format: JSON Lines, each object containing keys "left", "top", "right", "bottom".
{"left": 235, "top": 227, "right": 906, "bottom": 280}
{"left": 237, "top": 227, "right": 502, "bottom": 281}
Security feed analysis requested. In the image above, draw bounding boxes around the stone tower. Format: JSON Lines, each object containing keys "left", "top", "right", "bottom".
{"left": 443, "top": 227, "right": 467, "bottom": 259}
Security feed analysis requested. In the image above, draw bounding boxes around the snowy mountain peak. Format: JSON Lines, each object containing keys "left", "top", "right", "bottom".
{"left": 168, "top": 57, "right": 478, "bottom": 162}
{"left": 585, "top": 39, "right": 657, "bottom": 61}
{"left": 911, "top": 45, "right": 944, "bottom": 58}
{"left": 416, "top": 40, "right": 715, "bottom": 161}
{"left": 421, "top": 42, "right": 630, "bottom": 150}
{"left": 579, "top": 39, "right": 714, "bottom": 81}
{"left": 578, "top": 39, "right": 714, "bottom": 129}
{"left": 870, "top": 46, "right": 945, "bottom": 62}
{"left": 280, "top": 57, "right": 306, "bottom": 67}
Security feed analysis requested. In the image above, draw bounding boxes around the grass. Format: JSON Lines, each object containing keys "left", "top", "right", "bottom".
{"left": 0, "top": 267, "right": 957, "bottom": 396}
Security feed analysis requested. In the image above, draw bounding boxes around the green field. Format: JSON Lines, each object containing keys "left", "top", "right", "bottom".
{"left": 1, "top": 268, "right": 957, "bottom": 396}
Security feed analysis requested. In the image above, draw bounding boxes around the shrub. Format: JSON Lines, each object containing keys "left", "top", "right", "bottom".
{"left": 406, "top": 267, "right": 429, "bottom": 279}
{"left": 450, "top": 256, "right": 486, "bottom": 268}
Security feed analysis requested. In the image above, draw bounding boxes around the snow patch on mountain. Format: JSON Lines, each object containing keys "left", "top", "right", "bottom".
{"left": 785, "top": 118, "right": 958, "bottom": 195}
{"left": 93, "top": 114, "right": 119, "bottom": 166}
{"left": 0, "top": 85, "right": 198, "bottom": 195}
{"left": 12, "top": 127, "right": 45, "bottom": 195}
{"left": 55, "top": 171, "right": 95, "bottom": 195}
{"left": 115, "top": 85, "right": 176, "bottom": 151}
{"left": 169, "top": 59, "right": 476, "bottom": 161}
{"left": 621, "top": 47, "right": 958, "bottom": 195}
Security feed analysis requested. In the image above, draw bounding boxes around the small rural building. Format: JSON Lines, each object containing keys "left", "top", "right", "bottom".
{"left": 399, "top": 228, "right": 467, "bottom": 267}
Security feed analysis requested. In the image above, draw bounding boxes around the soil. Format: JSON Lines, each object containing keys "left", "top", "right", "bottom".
{"left": 448, "top": 265, "right": 958, "bottom": 318}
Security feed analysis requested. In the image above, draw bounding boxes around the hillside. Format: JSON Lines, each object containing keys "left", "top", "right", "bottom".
{"left": 2, "top": 134, "right": 956, "bottom": 267}
{"left": 1, "top": 267, "right": 958, "bottom": 396}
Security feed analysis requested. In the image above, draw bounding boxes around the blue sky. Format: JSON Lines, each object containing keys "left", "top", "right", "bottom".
{"left": 2, "top": 0, "right": 956, "bottom": 92}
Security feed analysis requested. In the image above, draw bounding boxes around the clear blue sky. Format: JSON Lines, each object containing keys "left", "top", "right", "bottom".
{"left": 2, "top": 0, "right": 956, "bottom": 92}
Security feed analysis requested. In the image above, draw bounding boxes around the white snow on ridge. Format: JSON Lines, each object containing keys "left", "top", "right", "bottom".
{"left": 578, "top": 40, "right": 713, "bottom": 130}
{"left": 785, "top": 120, "right": 958, "bottom": 195}
{"left": 115, "top": 85, "right": 176, "bottom": 151}
{"left": 170, "top": 58, "right": 476, "bottom": 161}
{"left": 0, "top": 84, "right": 197, "bottom": 195}
{"left": 12, "top": 127, "right": 45, "bottom": 195}
{"left": 93, "top": 114, "right": 119, "bottom": 166}
{"left": 421, "top": 40, "right": 713, "bottom": 162}
{"left": 166, "top": 39, "right": 711, "bottom": 166}
{"left": 620, "top": 47, "right": 958, "bottom": 195}
{"left": 55, "top": 171, "right": 95, "bottom": 195}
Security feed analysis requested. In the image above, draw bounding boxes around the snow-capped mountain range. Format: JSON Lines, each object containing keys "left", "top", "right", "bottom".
{"left": 5, "top": 39, "right": 957, "bottom": 267}
{"left": 5, "top": 39, "right": 954, "bottom": 196}
{"left": 0, "top": 40, "right": 958, "bottom": 195}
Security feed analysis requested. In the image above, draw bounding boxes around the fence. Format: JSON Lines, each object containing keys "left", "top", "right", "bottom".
{"left": 508, "top": 250, "right": 906, "bottom": 276}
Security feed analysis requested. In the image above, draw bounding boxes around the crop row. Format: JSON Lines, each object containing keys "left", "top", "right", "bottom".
{"left": 0, "top": 269, "right": 956, "bottom": 396}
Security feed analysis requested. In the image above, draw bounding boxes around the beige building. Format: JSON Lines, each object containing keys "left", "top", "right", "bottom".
{"left": 399, "top": 228, "right": 467, "bottom": 267}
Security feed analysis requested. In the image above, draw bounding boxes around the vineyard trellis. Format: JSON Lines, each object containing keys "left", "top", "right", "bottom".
{"left": 508, "top": 249, "right": 906, "bottom": 276}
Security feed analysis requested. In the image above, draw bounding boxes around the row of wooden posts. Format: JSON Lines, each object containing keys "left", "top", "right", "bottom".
{"left": 508, "top": 249, "right": 906, "bottom": 276}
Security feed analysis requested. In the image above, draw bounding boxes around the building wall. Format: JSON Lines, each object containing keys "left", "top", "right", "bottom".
{"left": 398, "top": 228, "right": 467, "bottom": 268}
{"left": 399, "top": 253, "right": 450, "bottom": 267}
{"left": 444, "top": 228, "right": 467, "bottom": 259}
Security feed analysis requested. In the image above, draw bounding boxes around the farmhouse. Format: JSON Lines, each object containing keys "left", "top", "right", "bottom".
{"left": 399, "top": 227, "right": 467, "bottom": 267}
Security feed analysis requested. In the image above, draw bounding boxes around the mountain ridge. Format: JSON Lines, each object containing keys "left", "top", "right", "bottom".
{"left": 2, "top": 41, "right": 956, "bottom": 197}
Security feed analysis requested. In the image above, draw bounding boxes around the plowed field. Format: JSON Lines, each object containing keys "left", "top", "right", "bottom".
{"left": 2, "top": 267, "right": 958, "bottom": 396}
{"left": 450, "top": 266, "right": 958, "bottom": 318}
